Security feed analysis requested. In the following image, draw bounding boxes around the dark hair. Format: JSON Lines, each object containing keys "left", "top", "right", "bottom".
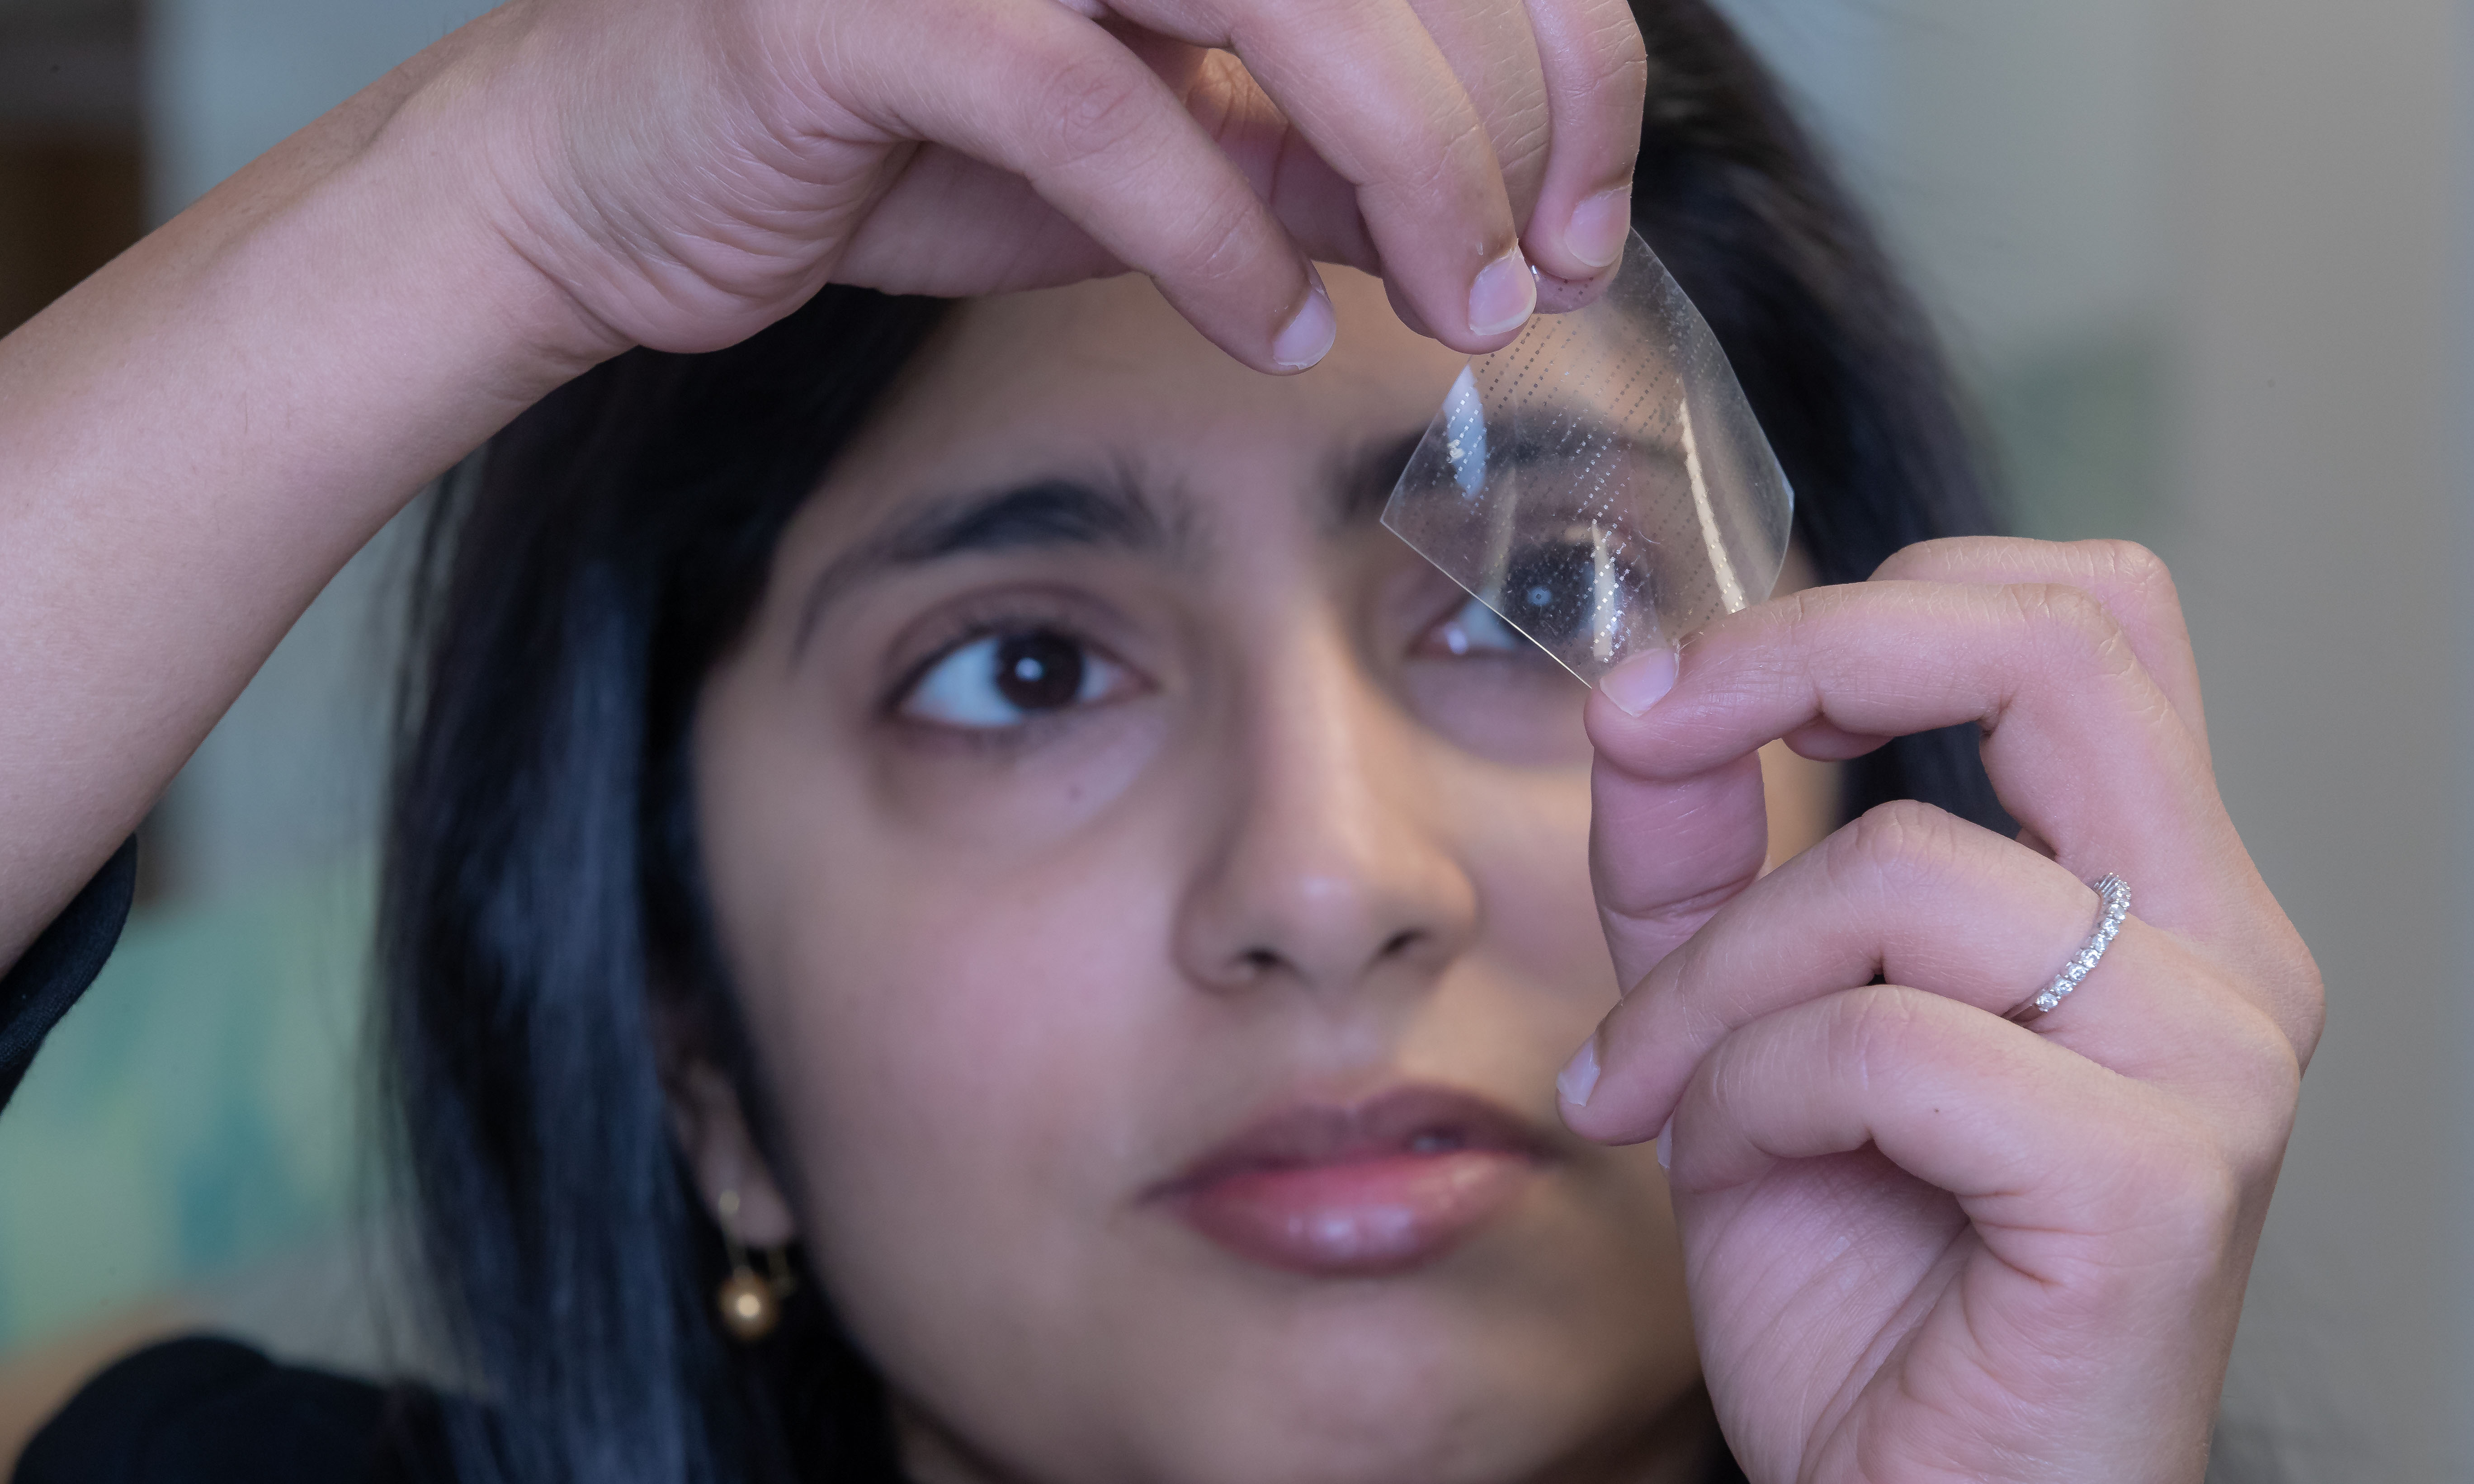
{"left": 378, "top": 3, "right": 2005, "bottom": 1480}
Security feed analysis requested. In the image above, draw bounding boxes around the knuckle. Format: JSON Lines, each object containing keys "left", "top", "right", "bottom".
{"left": 1030, "top": 50, "right": 1159, "bottom": 172}
{"left": 1168, "top": 188, "right": 1265, "bottom": 289}
{"left": 2064, "top": 1111, "right": 2245, "bottom": 1268}
{"left": 2146, "top": 1131, "right": 2245, "bottom": 1252}
{"left": 1831, "top": 800, "right": 1965, "bottom": 891}
{"left": 2209, "top": 991, "right": 2307, "bottom": 1178}
{"left": 1865, "top": 534, "right": 2006, "bottom": 582}
{"left": 2080, "top": 537, "right": 2178, "bottom": 607}
{"left": 2011, "top": 579, "right": 2113, "bottom": 639}
{"left": 1421, "top": 110, "right": 1502, "bottom": 205}
{"left": 1580, "top": 1, "right": 1650, "bottom": 90}
{"left": 2006, "top": 581, "right": 2132, "bottom": 670}
{"left": 1822, "top": 983, "right": 1926, "bottom": 1085}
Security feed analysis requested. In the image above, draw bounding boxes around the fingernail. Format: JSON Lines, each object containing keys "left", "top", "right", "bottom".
{"left": 1654, "top": 1118, "right": 1674, "bottom": 1170}
{"left": 1567, "top": 187, "right": 1632, "bottom": 270}
{"left": 1557, "top": 1037, "right": 1601, "bottom": 1108}
{"left": 1468, "top": 247, "right": 1537, "bottom": 338}
{"left": 1272, "top": 280, "right": 1336, "bottom": 371}
{"left": 1599, "top": 646, "right": 1678, "bottom": 717}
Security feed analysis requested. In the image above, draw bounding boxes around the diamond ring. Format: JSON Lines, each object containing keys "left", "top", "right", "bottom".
{"left": 2006, "top": 874, "right": 2131, "bottom": 1024}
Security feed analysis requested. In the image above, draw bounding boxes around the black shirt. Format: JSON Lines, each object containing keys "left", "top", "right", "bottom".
{"left": 3, "top": 847, "right": 434, "bottom": 1483}
{"left": 17, "top": 1336, "right": 443, "bottom": 1484}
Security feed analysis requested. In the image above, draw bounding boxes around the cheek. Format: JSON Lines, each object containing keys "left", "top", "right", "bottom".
{"left": 769, "top": 848, "right": 1169, "bottom": 1218}
{"left": 1464, "top": 768, "right": 1610, "bottom": 999}
{"left": 752, "top": 831, "right": 1246, "bottom": 1424}
{"left": 869, "top": 704, "right": 1176, "bottom": 852}
{"left": 701, "top": 712, "right": 1183, "bottom": 1201}
{"left": 693, "top": 675, "right": 1206, "bottom": 1341}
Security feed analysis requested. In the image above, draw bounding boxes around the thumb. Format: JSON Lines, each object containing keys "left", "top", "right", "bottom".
{"left": 1586, "top": 695, "right": 1769, "bottom": 991}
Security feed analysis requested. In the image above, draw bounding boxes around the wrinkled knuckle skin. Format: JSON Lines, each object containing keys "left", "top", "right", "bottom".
{"left": 1831, "top": 799, "right": 1964, "bottom": 895}
{"left": 1825, "top": 982, "right": 1923, "bottom": 1082}
{"left": 2082, "top": 537, "right": 2178, "bottom": 607}
{"left": 1576, "top": 0, "right": 1649, "bottom": 95}
{"left": 1171, "top": 190, "right": 1265, "bottom": 292}
{"left": 1864, "top": 534, "right": 2009, "bottom": 582}
{"left": 2015, "top": 579, "right": 2112, "bottom": 636}
{"left": 1412, "top": 112, "right": 1501, "bottom": 217}
{"left": 1032, "top": 49, "right": 1157, "bottom": 173}
{"left": 2007, "top": 580, "right": 2130, "bottom": 668}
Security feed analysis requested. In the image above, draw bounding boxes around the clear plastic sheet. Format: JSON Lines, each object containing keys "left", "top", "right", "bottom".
{"left": 1382, "top": 231, "right": 1794, "bottom": 686}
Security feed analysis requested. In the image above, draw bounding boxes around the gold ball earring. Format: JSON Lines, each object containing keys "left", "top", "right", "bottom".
{"left": 713, "top": 1188, "right": 798, "bottom": 1343}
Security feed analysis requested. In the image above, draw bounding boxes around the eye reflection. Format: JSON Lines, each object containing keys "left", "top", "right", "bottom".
{"left": 904, "top": 629, "right": 1123, "bottom": 729}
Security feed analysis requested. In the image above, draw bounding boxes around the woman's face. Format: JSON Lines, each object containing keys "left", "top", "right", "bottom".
{"left": 690, "top": 271, "right": 1827, "bottom": 1484}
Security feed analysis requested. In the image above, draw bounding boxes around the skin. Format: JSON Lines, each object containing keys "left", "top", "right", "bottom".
{"left": 0, "top": 0, "right": 2318, "bottom": 1479}
{"left": 0, "top": 0, "right": 1647, "bottom": 969}
{"left": 677, "top": 268, "right": 1783, "bottom": 1484}
{"left": 1564, "top": 552, "right": 2322, "bottom": 1481}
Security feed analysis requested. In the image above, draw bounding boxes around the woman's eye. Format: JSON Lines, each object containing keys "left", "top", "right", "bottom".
{"left": 902, "top": 629, "right": 1125, "bottom": 729}
{"left": 1425, "top": 594, "right": 1542, "bottom": 660}
{"left": 1498, "top": 541, "right": 1599, "bottom": 644}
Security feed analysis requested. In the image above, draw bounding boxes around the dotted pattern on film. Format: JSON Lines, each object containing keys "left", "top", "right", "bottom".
{"left": 1383, "top": 234, "right": 1794, "bottom": 686}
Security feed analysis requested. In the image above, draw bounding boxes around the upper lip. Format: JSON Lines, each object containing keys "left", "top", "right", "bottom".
{"left": 1147, "top": 1083, "right": 1556, "bottom": 1199}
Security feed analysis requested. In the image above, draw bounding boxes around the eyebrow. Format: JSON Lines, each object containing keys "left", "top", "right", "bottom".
{"left": 1340, "top": 404, "right": 1689, "bottom": 527}
{"left": 1330, "top": 429, "right": 1433, "bottom": 532}
{"left": 791, "top": 405, "right": 1681, "bottom": 651}
{"left": 791, "top": 476, "right": 1172, "bottom": 655}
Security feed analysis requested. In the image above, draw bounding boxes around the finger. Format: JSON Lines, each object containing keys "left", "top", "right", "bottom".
{"left": 859, "top": 2, "right": 1340, "bottom": 372}
{"left": 845, "top": 52, "right": 1391, "bottom": 295}
{"left": 1178, "top": 49, "right": 1384, "bottom": 272}
{"left": 1664, "top": 986, "right": 2247, "bottom": 1482}
{"left": 838, "top": 150, "right": 1128, "bottom": 295}
{"left": 1871, "top": 537, "right": 2210, "bottom": 763}
{"left": 1566, "top": 801, "right": 2308, "bottom": 1145}
{"left": 1502, "top": 0, "right": 1645, "bottom": 282}
{"left": 1583, "top": 580, "right": 2253, "bottom": 946}
{"left": 1660, "top": 987, "right": 2229, "bottom": 1270}
{"left": 1102, "top": 0, "right": 1537, "bottom": 349}
{"left": 1589, "top": 749, "right": 1766, "bottom": 992}
{"left": 1397, "top": 0, "right": 1554, "bottom": 226}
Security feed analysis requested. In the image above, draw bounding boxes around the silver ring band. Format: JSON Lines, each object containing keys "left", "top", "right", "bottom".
{"left": 2006, "top": 874, "right": 2131, "bottom": 1024}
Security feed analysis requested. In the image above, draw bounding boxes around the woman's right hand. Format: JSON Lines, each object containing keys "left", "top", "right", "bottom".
{"left": 0, "top": 0, "right": 1643, "bottom": 966}
{"left": 412, "top": 0, "right": 1648, "bottom": 371}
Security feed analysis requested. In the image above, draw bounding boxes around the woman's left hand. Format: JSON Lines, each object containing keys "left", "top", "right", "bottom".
{"left": 1560, "top": 537, "right": 2322, "bottom": 1484}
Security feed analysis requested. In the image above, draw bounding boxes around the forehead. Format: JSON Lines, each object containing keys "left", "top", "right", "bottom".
{"left": 791, "top": 269, "right": 1468, "bottom": 550}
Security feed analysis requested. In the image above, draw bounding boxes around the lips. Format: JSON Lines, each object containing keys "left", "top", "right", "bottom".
{"left": 1150, "top": 1085, "right": 1551, "bottom": 1277}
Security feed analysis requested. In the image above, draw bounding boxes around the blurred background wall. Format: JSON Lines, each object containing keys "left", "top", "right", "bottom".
{"left": 0, "top": 0, "right": 2467, "bottom": 1476}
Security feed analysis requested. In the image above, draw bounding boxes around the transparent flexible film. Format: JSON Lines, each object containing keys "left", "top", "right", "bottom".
{"left": 1381, "top": 231, "right": 1794, "bottom": 686}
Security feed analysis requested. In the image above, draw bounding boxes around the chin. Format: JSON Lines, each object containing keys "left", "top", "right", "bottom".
{"left": 967, "top": 1267, "right": 1691, "bottom": 1484}
{"left": 870, "top": 1156, "right": 1699, "bottom": 1484}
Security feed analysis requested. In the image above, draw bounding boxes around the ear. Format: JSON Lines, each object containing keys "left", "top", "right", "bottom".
{"left": 666, "top": 1059, "right": 798, "bottom": 1248}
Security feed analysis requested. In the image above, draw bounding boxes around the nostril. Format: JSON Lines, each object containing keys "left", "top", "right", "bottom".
{"left": 1378, "top": 930, "right": 1423, "bottom": 961}
{"left": 1239, "top": 947, "right": 1282, "bottom": 977}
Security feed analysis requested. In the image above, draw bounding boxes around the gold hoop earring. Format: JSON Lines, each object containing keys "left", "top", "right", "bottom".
{"left": 713, "top": 1188, "right": 798, "bottom": 1343}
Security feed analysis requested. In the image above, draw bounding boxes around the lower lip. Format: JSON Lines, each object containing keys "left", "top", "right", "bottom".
{"left": 1170, "top": 1150, "right": 1540, "bottom": 1277}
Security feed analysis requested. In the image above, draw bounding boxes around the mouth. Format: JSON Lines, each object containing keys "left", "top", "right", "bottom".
{"left": 1147, "top": 1084, "right": 1553, "bottom": 1278}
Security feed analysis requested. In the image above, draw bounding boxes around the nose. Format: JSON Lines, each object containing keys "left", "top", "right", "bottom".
{"left": 1172, "top": 615, "right": 1479, "bottom": 1002}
